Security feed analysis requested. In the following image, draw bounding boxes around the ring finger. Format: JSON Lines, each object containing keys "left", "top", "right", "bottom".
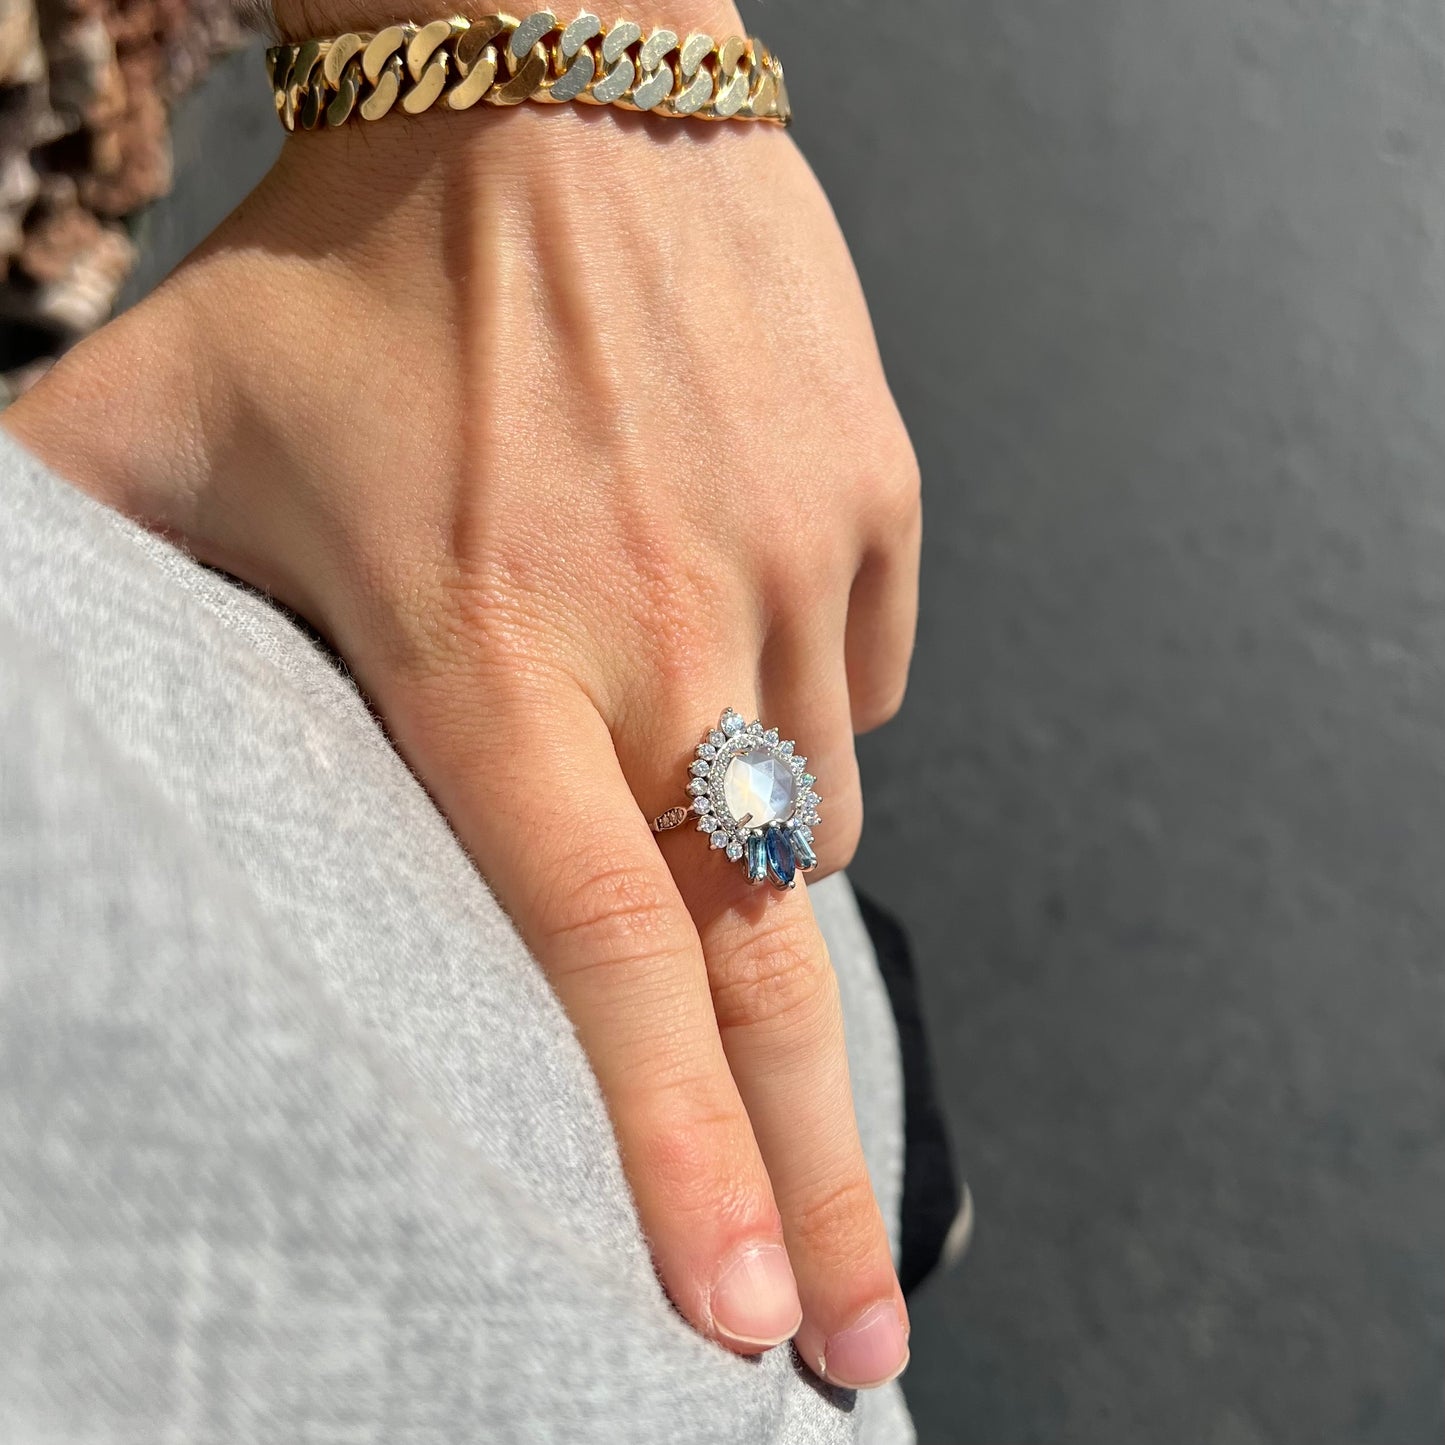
{"left": 651, "top": 702, "right": 909, "bottom": 1390}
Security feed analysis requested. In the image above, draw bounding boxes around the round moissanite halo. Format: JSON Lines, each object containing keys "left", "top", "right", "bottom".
{"left": 652, "top": 707, "right": 821, "bottom": 889}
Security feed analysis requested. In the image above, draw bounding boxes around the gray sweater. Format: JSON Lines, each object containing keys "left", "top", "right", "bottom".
{"left": 0, "top": 428, "right": 914, "bottom": 1444}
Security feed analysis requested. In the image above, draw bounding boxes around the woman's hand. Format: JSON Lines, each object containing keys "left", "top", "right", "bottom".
{"left": 5, "top": 14, "right": 921, "bottom": 1388}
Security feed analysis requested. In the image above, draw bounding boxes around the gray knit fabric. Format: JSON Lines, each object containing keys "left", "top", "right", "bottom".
{"left": 0, "top": 428, "right": 913, "bottom": 1445}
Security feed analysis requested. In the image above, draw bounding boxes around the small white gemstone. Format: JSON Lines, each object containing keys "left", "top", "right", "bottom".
{"left": 726, "top": 840, "right": 744, "bottom": 861}
{"left": 708, "top": 731, "right": 725, "bottom": 747}
{"left": 692, "top": 796, "right": 711, "bottom": 815}
{"left": 803, "top": 792, "right": 820, "bottom": 808}
{"left": 687, "top": 780, "right": 708, "bottom": 796}
{"left": 779, "top": 741, "right": 794, "bottom": 757}
{"left": 723, "top": 745, "right": 798, "bottom": 826}
{"left": 698, "top": 744, "right": 717, "bottom": 759}
{"left": 690, "top": 761, "right": 709, "bottom": 777}
{"left": 697, "top": 814, "right": 715, "bottom": 831}
{"left": 763, "top": 729, "right": 779, "bottom": 745}
{"left": 721, "top": 711, "right": 745, "bottom": 736}
{"left": 710, "top": 829, "right": 729, "bottom": 849}
{"left": 800, "top": 774, "right": 815, "bottom": 789}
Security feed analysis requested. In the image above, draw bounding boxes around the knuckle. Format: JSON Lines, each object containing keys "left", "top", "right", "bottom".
{"left": 866, "top": 425, "right": 923, "bottom": 532}
{"left": 855, "top": 672, "right": 910, "bottom": 734}
{"left": 786, "top": 1172, "right": 884, "bottom": 1272}
{"left": 630, "top": 1113, "right": 773, "bottom": 1234}
{"left": 604, "top": 580, "right": 744, "bottom": 723}
{"left": 892, "top": 433, "right": 923, "bottom": 507}
{"left": 540, "top": 863, "right": 687, "bottom": 976}
{"left": 647, "top": 604, "right": 728, "bottom": 693}
{"left": 881, "top": 413, "right": 922, "bottom": 482}
{"left": 710, "top": 916, "right": 838, "bottom": 1035}
{"left": 378, "top": 570, "right": 569, "bottom": 713}
{"left": 820, "top": 793, "right": 863, "bottom": 873}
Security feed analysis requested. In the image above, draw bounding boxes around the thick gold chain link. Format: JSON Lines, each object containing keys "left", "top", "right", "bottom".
{"left": 267, "top": 10, "right": 790, "bottom": 131}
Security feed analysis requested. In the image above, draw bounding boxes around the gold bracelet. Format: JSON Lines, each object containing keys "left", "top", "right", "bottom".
{"left": 266, "top": 11, "right": 790, "bottom": 132}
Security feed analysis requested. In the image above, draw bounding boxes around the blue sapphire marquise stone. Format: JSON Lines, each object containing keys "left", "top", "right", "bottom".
{"left": 765, "top": 826, "right": 796, "bottom": 888}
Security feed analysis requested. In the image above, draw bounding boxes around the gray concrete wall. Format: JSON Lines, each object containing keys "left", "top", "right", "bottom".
{"left": 785, "top": 2, "right": 1445, "bottom": 1440}
{"left": 124, "top": 4, "right": 1445, "bottom": 1439}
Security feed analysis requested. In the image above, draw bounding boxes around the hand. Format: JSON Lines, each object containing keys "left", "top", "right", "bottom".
{"left": 5, "top": 8, "right": 921, "bottom": 1388}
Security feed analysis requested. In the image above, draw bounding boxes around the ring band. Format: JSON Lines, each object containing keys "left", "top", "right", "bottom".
{"left": 654, "top": 708, "right": 820, "bottom": 890}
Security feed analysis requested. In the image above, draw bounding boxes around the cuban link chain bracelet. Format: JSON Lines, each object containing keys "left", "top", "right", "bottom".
{"left": 266, "top": 11, "right": 791, "bottom": 131}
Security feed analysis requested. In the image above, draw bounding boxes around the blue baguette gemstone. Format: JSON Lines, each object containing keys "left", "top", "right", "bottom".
{"left": 746, "top": 832, "right": 769, "bottom": 884}
{"left": 765, "top": 826, "right": 796, "bottom": 888}
{"left": 789, "top": 828, "right": 818, "bottom": 871}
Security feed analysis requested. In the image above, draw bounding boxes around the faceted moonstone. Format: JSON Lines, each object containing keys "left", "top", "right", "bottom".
{"left": 723, "top": 747, "right": 797, "bottom": 826}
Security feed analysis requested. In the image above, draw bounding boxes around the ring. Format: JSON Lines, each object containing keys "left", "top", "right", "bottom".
{"left": 652, "top": 708, "right": 820, "bottom": 890}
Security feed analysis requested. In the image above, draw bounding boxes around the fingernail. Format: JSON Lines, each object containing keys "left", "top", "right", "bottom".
{"left": 822, "top": 1301, "right": 910, "bottom": 1388}
{"left": 709, "top": 1244, "right": 803, "bottom": 1349}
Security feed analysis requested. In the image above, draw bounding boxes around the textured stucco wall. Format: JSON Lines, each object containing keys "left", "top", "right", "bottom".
{"left": 778, "top": 2, "right": 1445, "bottom": 1440}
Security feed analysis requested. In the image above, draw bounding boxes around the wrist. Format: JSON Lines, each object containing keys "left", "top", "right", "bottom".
{"left": 267, "top": 1, "right": 746, "bottom": 45}
{"left": 255, "top": 0, "right": 781, "bottom": 234}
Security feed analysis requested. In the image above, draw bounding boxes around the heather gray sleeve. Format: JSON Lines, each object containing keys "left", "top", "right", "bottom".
{"left": 0, "top": 428, "right": 913, "bottom": 1445}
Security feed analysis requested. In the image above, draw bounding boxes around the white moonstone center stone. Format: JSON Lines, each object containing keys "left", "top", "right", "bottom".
{"left": 723, "top": 747, "right": 797, "bottom": 826}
